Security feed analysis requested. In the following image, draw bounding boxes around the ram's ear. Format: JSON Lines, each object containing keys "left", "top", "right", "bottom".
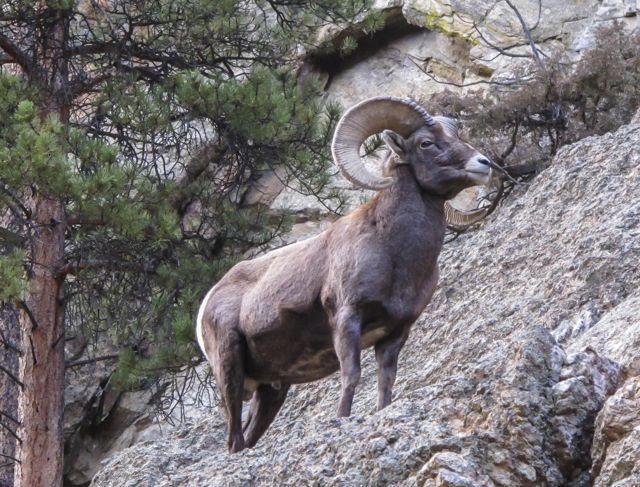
{"left": 381, "top": 130, "right": 407, "bottom": 158}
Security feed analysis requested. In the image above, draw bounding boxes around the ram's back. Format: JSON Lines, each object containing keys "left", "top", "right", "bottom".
{"left": 238, "top": 232, "right": 330, "bottom": 335}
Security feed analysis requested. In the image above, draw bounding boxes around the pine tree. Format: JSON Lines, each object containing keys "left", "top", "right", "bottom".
{"left": 0, "top": 1, "right": 370, "bottom": 485}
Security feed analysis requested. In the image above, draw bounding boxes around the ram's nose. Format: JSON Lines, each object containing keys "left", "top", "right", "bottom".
{"left": 464, "top": 155, "right": 493, "bottom": 185}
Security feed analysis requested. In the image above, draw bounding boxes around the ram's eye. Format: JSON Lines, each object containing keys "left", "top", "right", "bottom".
{"left": 420, "top": 140, "right": 434, "bottom": 149}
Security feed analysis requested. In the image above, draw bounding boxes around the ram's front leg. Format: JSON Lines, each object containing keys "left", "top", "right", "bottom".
{"left": 375, "top": 325, "right": 410, "bottom": 411}
{"left": 333, "top": 307, "right": 362, "bottom": 417}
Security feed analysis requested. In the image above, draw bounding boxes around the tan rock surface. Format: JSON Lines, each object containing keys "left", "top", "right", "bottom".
{"left": 91, "top": 82, "right": 640, "bottom": 487}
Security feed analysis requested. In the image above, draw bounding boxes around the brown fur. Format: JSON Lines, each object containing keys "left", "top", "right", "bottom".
{"left": 197, "top": 122, "right": 491, "bottom": 452}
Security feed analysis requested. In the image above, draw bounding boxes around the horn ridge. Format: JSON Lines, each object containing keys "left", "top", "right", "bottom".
{"left": 331, "top": 96, "right": 434, "bottom": 190}
{"left": 407, "top": 98, "right": 436, "bottom": 126}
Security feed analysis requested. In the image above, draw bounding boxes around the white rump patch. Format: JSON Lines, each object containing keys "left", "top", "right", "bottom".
{"left": 196, "top": 287, "right": 216, "bottom": 358}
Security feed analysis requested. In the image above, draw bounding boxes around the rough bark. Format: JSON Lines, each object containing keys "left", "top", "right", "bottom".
{"left": 14, "top": 197, "right": 65, "bottom": 487}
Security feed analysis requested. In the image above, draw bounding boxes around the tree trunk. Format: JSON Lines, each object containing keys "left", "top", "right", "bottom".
{"left": 14, "top": 197, "right": 65, "bottom": 487}
{"left": 13, "top": 5, "right": 70, "bottom": 484}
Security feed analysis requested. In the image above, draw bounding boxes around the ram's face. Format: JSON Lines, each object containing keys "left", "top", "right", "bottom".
{"left": 382, "top": 119, "right": 493, "bottom": 199}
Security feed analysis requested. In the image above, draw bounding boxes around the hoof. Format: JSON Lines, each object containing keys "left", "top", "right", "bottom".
{"left": 228, "top": 435, "right": 245, "bottom": 453}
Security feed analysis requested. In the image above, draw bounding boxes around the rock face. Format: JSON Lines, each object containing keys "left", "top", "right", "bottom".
{"left": 64, "top": 363, "right": 217, "bottom": 486}
{"left": 92, "top": 90, "right": 640, "bottom": 486}
{"left": 569, "top": 287, "right": 640, "bottom": 486}
{"left": 323, "top": 24, "right": 470, "bottom": 109}
{"left": 591, "top": 376, "right": 640, "bottom": 486}
{"left": 316, "top": 0, "right": 639, "bottom": 110}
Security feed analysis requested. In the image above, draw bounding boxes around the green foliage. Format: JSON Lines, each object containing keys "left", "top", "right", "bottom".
{"left": 111, "top": 349, "right": 141, "bottom": 390}
{"left": 0, "top": 249, "right": 25, "bottom": 303}
{"left": 340, "top": 36, "right": 358, "bottom": 56}
{"left": 0, "top": 78, "right": 69, "bottom": 197}
{"left": 361, "top": 11, "right": 386, "bottom": 35}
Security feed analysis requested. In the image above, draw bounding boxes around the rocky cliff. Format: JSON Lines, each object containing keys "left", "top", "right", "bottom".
{"left": 90, "top": 104, "right": 640, "bottom": 485}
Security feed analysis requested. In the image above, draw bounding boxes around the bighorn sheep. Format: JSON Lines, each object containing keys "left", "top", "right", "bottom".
{"left": 196, "top": 97, "right": 495, "bottom": 452}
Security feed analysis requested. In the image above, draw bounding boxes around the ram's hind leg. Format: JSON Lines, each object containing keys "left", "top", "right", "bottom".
{"left": 213, "top": 329, "right": 246, "bottom": 453}
{"left": 243, "top": 383, "right": 290, "bottom": 448}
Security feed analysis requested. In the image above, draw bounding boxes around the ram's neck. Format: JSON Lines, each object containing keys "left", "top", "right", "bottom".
{"left": 372, "top": 166, "right": 446, "bottom": 265}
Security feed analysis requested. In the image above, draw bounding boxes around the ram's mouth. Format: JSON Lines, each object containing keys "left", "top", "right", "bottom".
{"left": 483, "top": 159, "right": 522, "bottom": 184}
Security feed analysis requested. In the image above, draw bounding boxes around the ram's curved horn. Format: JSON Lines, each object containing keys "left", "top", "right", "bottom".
{"left": 331, "top": 97, "right": 435, "bottom": 190}
{"left": 444, "top": 202, "right": 491, "bottom": 229}
{"left": 444, "top": 177, "right": 502, "bottom": 229}
{"left": 433, "top": 116, "right": 459, "bottom": 137}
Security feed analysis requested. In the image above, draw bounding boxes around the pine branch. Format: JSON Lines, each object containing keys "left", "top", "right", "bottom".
{"left": 499, "top": 120, "right": 520, "bottom": 163}
{"left": 68, "top": 73, "right": 113, "bottom": 98}
{"left": 15, "top": 301, "right": 38, "bottom": 332}
{"left": 503, "top": 0, "right": 545, "bottom": 69}
{"left": 0, "top": 182, "right": 32, "bottom": 219}
{"left": 0, "top": 410, "right": 19, "bottom": 425}
{"left": 0, "top": 33, "right": 35, "bottom": 77}
{"left": 408, "top": 55, "right": 532, "bottom": 88}
{"left": 169, "top": 139, "right": 229, "bottom": 214}
{"left": 0, "top": 453, "right": 20, "bottom": 464}
{"left": 57, "top": 259, "right": 156, "bottom": 278}
{"left": 0, "top": 227, "right": 24, "bottom": 246}
{"left": 65, "top": 215, "right": 107, "bottom": 226}
{"left": 65, "top": 354, "right": 118, "bottom": 369}
{"left": 469, "top": 22, "right": 534, "bottom": 59}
